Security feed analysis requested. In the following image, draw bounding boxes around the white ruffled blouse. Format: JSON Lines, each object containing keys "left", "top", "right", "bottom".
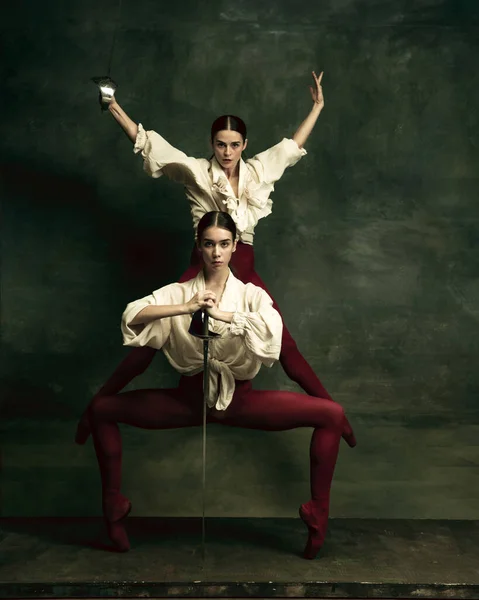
{"left": 121, "top": 270, "right": 283, "bottom": 410}
{"left": 133, "top": 124, "right": 307, "bottom": 245}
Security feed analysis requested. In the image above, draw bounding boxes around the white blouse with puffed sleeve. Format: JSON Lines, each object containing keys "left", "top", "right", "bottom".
{"left": 121, "top": 270, "right": 283, "bottom": 410}
{"left": 133, "top": 125, "right": 307, "bottom": 245}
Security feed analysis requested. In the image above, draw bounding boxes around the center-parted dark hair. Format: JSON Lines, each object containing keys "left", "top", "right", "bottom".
{"left": 197, "top": 211, "right": 237, "bottom": 242}
{"left": 210, "top": 115, "right": 247, "bottom": 143}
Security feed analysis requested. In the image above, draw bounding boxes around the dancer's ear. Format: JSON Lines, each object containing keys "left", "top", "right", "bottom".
{"left": 232, "top": 239, "right": 237, "bottom": 252}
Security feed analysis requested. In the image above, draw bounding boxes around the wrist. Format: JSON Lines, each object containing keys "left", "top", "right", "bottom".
{"left": 208, "top": 307, "right": 219, "bottom": 318}
{"left": 108, "top": 99, "right": 119, "bottom": 113}
{"left": 180, "top": 303, "right": 192, "bottom": 315}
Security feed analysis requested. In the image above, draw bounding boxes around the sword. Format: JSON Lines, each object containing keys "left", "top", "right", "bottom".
{"left": 188, "top": 309, "right": 220, "bottom": 561}
{"left": 91, "top": 0, "right": 122, "bottom": 110}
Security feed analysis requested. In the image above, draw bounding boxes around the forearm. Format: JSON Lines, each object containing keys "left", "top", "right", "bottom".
{"left": 130, "top": 303, "right": 189, "bottom": 326}
{"left": 108, "top": 99, "right": 139, "bottom": 143}
{"left": 292, "top": 103, "right": 323, "bottom": 149}
{"left": 210, "top": 309, "right": 234, "bottom": 324}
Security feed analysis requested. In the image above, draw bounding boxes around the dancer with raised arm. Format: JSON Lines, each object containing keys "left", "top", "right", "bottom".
{"left": 77, "top": 71, "right": 355, "bottom": 447}
{"left": 87, "top": 211, "right": 345, "bottom": 559}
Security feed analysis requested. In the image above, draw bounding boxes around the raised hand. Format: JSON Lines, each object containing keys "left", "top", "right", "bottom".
{"left": 309, "top": 71, "right": 324, "bottom": 109}
{"left": 98, "top": 92, "right": 115, "bottom": 111}
{"left": 92, "top": 76, "right": 118, "bottom": 111}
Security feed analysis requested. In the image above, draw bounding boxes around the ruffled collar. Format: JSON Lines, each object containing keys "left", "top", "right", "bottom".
{"left": 210, "top": 157, "right": 247, "bottom": 200}
{"left": 208, "top": 156, "right": 273, "bottom": 235}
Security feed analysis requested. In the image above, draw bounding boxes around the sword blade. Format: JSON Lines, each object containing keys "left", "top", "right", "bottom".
{"left": 201, "top": 315, "right": 209, "bottom": 562}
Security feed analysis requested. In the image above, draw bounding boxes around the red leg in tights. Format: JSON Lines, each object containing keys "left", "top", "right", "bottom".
{"left": 180, "top": 245, "right": 355, "bottom": 446}
{"left": 88, "top": 385, "right": 203, "bottom": 551}
{"left": 73, "top": 259, "right": 202, "bottom": 446}
{"left": 76, "top": 243, "right": 355, "bottom": 447}
{"left": 75, "top": 346, "right": 157, "bottom": 444}
{"left": 243, "top": 270, "right": 334, "bottom": 400}
{"left": 89, "top": 375, "right": 342, "bottom": 557}
{"left": 210, "top": 385, "right": 344, "bottom": 559}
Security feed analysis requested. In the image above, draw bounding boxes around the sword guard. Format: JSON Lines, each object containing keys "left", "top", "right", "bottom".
{"left": 188, "top": 309, "right": 221, "bottom": 340}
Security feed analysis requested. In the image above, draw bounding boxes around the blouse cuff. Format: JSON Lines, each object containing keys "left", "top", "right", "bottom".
{"left": 286, "top": 137, "right": 308, "bottom": 158}
{"left": 121, "top": 302, "right": 148, "bottom": 344}
{"left": 230, "top": 311, "right": 248, "bottom": 336}
{"left": 133, "top": 123, "right": 147, "bottom": 154}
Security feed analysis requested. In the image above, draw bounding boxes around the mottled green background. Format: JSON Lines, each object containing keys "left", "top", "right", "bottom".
{"left": 1, "top": 0, "right": 478, "bottom": 518}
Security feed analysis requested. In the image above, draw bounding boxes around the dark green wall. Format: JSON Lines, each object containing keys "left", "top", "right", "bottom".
{"left": 1, "top": 0, "right": 478, "bottom": 518}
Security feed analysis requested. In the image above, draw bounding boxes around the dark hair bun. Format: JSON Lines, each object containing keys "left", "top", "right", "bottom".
{"left": 197, "top": 211, "right": 237, "bottom": 242}
{"left": 210, "top": 115, "right": 247, "bottom": 142}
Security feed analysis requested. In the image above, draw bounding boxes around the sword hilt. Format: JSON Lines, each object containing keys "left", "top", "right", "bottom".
{"left": 91, "top": 76, "right": 118, "bottom": 111}
{"left": 202, "top": 310, "right": 209, "bottom": 338}
{"left": 188, "top": 309, "right": 220, "bottom": 340}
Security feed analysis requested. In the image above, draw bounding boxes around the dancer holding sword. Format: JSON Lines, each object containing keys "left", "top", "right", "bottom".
{"left": 86, "top": 211, "right": 346, "bottom": 560}
{"left": 77, "top": 70, "right": 356, "bottom": 448}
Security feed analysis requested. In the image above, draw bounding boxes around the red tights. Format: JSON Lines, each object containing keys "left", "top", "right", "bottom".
{"left": 91, "top": 242, "right": 355, "bottom": 447}
{"left": 89, "top": 373, "right": 344, "bottom": 557}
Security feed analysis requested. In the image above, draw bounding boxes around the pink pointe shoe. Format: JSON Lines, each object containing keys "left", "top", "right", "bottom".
{"left": 299, "top": 500, "right": 329, "bottom": 559}
{"left": 103, "top": 492, "right": 132, "bottom": 552}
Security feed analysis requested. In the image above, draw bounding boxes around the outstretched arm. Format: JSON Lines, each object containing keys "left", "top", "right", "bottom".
{"left": 105, "top": 97, "right": 139, "bottom": 143}
{"left": 292, "top": 71, "right": 324, "bottom": 149}
{"left": 130, "top": 290, "right": 217, "bottom": 326}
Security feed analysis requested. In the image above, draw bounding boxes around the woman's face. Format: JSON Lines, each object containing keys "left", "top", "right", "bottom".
{"left": 198, "top": 225, "right": 237, "bottom": 272}
{"left": 212, "top": 130, "right": 248, "bottom": 171}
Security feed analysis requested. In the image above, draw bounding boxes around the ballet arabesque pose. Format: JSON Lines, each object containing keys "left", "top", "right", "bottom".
{"left": 77, "top": 70, "right": 356, "bottom": 448}
{"left": 87, "top": 211, "right": 346, "bottom": 558}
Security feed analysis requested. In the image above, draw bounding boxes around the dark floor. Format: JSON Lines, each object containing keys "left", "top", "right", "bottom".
{"left": 0, "top": 518, "right": 478, "bottom": 599}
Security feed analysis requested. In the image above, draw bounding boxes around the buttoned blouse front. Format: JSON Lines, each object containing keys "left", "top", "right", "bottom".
{"left": 121, "top": 271, "right": 283, "bottom": 410}
{"left": 133, "top": 125, "right": 307, "bottom": 245}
